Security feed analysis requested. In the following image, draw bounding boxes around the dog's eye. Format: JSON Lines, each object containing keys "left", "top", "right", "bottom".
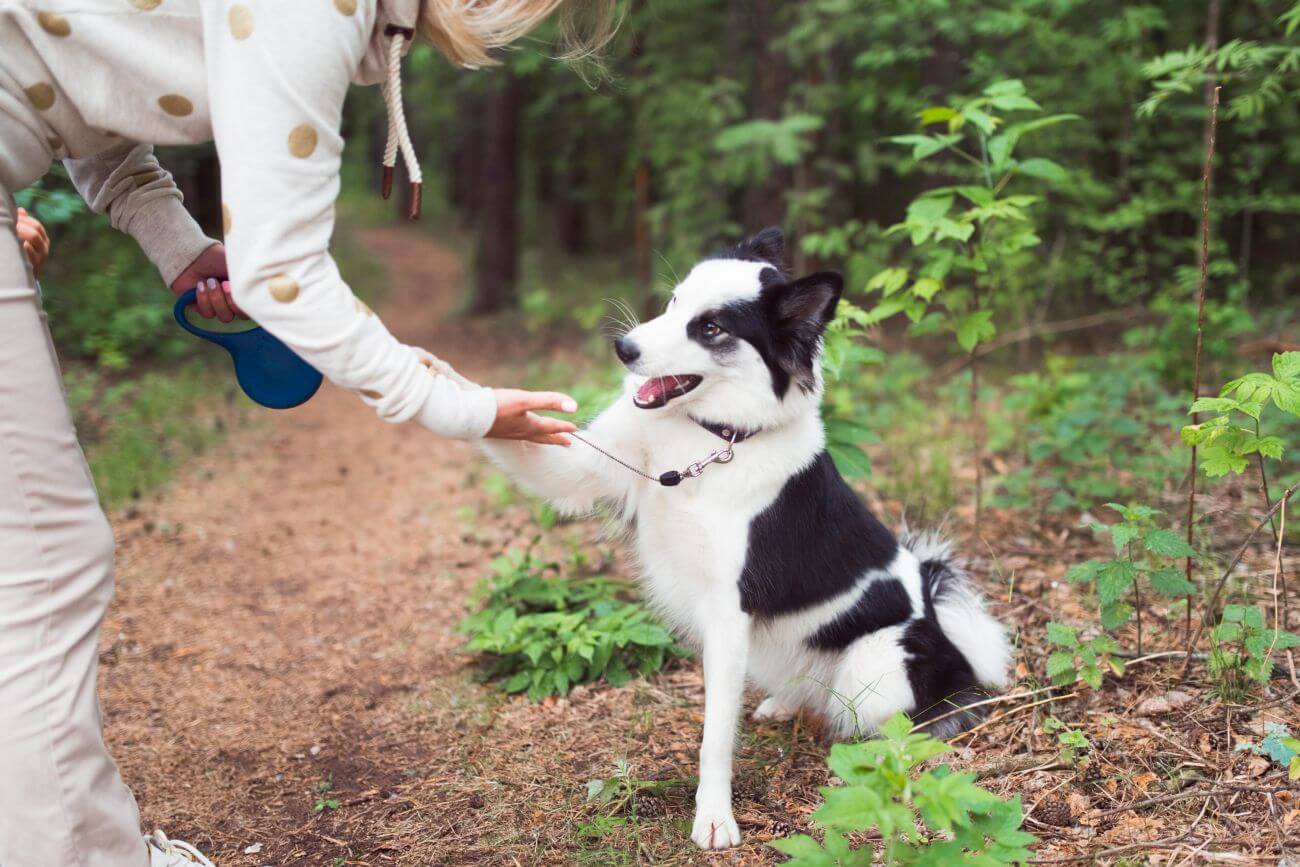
{"left": 701, "top": 321, "right": 723, "bottom": 338}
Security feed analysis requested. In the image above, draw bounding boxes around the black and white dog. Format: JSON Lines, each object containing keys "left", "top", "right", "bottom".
{"left": 482, "top": 228, "right": 1009, "bottom": 850}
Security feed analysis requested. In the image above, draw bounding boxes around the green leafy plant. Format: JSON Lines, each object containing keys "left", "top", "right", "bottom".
{"left": 1041, "top": 716, "right": 1091, "bottom": 766}
{"left": 1208, "top": 604, "right": 1300, "bottom": 702}
{"left": 769, "top": 712, "right": 1036, "bottom": 865}
{"left": 312, "top": 775, "right": 340, "bottom": 814}
{"left": 1044, "top": 623, "right": 1124, "bottom": 690}
{"left": 459, "top": 547, "right": 686, "bottom": 701}
{"left": 1238, "top": 723, "right": 1300, "bottom": 781}
{"left": 1065, "top": 503, "right": 1199, "bottom": 651}
{"left": 1182, "top": 352, "right": 1300, "bottom": 479}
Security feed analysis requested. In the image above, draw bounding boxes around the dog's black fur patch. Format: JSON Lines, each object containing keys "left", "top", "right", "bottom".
{"left": 739, "top": 451, "right": 897, "bottom": 616}
{"left": 904, "top": 559, "right": 986, "bottom": 735}
{"left": 806, "top": 578, "right": 913, "bottom": 650}
{"left": 689, "top": 268, "right": 843, "bottom": 398}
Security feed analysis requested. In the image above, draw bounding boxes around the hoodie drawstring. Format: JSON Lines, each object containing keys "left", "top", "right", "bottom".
{"left": 381, "top": 25, "right": 422, "bottom": 220}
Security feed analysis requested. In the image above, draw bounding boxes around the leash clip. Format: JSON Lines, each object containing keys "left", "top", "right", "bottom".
{"left": 681, "top": 432, "right": 738, "bottom": 479}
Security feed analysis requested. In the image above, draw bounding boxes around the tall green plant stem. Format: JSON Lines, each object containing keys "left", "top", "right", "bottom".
{"left": 1181, "top": 479, "right": 1300, "bottom": 678}
{"left": 1184, "top": 85, "right": 1221, "bottom": 650}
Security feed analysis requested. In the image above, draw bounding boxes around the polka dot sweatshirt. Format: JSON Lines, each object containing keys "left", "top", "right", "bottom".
{"left": 0, "top": 0, "right": 498, "bottom": 440}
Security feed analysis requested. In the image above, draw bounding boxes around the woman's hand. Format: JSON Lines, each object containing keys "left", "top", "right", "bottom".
{"left": 16, "top": 208, "right": 50, "bottom": 277}
{"left": 170, "top": 242, "right": 247, "bottom": 322}
{"left": 486, "top": 389, "right": 579, "bottom": 446}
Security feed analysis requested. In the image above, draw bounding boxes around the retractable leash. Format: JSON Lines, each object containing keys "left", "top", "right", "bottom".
{"left": 173, "top": 288, "right": 322, "bottom": 409}
{"left": 568, "top": 425, "right": 747, "bottom": 487}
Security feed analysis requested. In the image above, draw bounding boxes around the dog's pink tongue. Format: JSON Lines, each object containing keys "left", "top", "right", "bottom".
{"left": 636, "top": 377, "right": 669, "bottom": 404}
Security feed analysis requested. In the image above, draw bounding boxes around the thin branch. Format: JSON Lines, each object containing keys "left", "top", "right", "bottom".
{"left": 1181, "top": 479, "right": 1300, "bottom": 673}
{"left": 1184, "top": 85, "right": 1221, "bottom": 651}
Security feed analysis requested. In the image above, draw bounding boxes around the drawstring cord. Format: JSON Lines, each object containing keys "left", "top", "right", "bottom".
{"left": 381, "top": 25, "right": 422, "bottom": 220}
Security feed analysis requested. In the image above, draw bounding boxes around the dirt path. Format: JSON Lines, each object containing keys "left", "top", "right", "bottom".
{"left": 101, "top": 225, "right": 792, "bottom": 866}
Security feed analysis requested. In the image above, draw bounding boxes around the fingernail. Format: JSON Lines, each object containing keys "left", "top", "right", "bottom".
{"left": 562, "top": 399, "right": 577, "bottom": 412}
{"left": 207, "top": 278, "right": 218, "bottom": 290}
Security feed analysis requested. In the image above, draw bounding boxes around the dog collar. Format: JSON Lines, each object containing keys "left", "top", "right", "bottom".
{"left": 692, "top": 418, "right": 761, "bottom": 443}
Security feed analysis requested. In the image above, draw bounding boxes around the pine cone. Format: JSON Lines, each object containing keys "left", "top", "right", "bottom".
{"left": 634, "top": 796, "right": 665, "bottom": 819}
{"left": 1076, "top": 759, "right": 1104, "bottom": 788}
{"left": 1036, "top": 798, "right": 1074, "bottom": 827}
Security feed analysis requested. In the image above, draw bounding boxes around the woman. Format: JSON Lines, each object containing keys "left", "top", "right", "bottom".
{"left": 0, "top": 1, "right": 612, "bottom": 864}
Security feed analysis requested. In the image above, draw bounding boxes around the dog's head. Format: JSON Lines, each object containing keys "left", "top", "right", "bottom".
{"left": 615, "top": 227, "right": 842, "bottom": 429}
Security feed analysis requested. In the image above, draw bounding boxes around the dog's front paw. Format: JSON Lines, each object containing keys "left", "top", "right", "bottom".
{"left": 691, "top": 808, "right": 741, "bottom": 850}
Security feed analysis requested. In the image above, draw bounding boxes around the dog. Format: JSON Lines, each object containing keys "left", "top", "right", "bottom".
{"left": 481, "top": 227, "right": 1010, "bottom": 850}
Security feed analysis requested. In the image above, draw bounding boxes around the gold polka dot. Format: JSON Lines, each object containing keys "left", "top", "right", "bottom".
{"left": 37, "top": 11, "right": 71, "bottom": 36}
{"left": 268, "top": 274, "right": 299, "bottom": 303}
{"left": 360, "top": 389, "right": 382, "bottom": 399}
{"left": 287, "top": 124, "right": 317, "bottom": 158}
{"left": 228, "top": 4, "right": 253, "bottom": 39}
{"left": 221, "top": 203, "right": 231, "bottom": 236}
{"left": 25, "top": 83, "right": 56, "bottom": 111}
{"left": 354, "top": 297, "right": 373, "bottom": 316}
{"left": 158, "top": 94, "right": 193, "bottom": 116}
{"left": 47, "top": 135, "right": 63, "bottom": 151}
{"left": 130, "top": 0, "right": 162, "bottom": 9}
{"left": 334, "top": 0, "right": 356, "bottom": 15}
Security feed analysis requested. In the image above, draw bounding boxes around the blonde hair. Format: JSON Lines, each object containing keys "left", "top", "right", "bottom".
{"left": 417, "top": 0, "right": 618, "bottom": 69}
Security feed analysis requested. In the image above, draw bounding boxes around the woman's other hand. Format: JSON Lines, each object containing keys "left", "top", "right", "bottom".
{"left": 170, "top": 242, "right": 247, "bottom": 322}
{"left": 486, "top": 389, "right": 578, "bottom": 446}
{"left": 16, "top": 208, "right": 49, "bottom": 277}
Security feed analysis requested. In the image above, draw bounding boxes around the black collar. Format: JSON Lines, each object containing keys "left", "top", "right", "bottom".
{"left": 692, "top": 417, "right": 760, "bottom": 443}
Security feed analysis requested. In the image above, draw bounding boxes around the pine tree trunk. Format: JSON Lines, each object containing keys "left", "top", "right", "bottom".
{"left": 743, "top": 0, "right": 791, "bottom": 234}
{"left": 472, "top": 73, "right": 523, "bottom": 314}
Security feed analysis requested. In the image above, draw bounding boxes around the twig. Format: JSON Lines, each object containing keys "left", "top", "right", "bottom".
{"left": 1182, "top": 480, "right": 1300, "bottom": 674}
{"left": 1184, "top": 84, "right": 1221, "bottom": 651}
{"left": 932, "top": 307, "right": 1148, "bottom": 379}
{"left": 949, "top": 693, "right": 1077, "bottom": 744}
{"left": 909, "top": 685, "right": 1066, "bottom": 734}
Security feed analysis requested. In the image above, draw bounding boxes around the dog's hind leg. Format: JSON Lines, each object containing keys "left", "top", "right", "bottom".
{"left": 691, "top": 608, "right": 750, "bottom": 851}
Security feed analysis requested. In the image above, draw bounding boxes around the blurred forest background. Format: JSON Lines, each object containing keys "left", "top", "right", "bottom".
{"left": 14, "top": 1, "right": 1300, "bottom": 860}
{"left": 17, "top": 0, "right": 1300, "bottom": 518}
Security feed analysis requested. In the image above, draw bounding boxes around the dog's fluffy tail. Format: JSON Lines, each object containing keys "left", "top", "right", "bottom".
{"left": 903, "top": 531, "right": 1011, "bottom": 737}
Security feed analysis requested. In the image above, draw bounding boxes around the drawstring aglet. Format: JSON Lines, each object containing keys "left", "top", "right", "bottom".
{"left": 381, "top": 165, "right": 394, "bottom": 200}
{"left": 408, "top": 182, "right": 422, "bottom": 220}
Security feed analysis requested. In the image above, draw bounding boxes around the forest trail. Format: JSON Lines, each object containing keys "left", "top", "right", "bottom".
{"left": 100, "top": 224, "right": 750, "bottom": 866}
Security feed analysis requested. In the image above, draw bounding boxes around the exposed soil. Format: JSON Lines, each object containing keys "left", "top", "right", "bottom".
{"left": 102, "top": 224, "right": 1299, "bottom": 866}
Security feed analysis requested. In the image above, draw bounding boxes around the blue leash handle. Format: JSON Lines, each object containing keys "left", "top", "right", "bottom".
{"left": 173, "top": 288, "right": 323, "bottom": 410}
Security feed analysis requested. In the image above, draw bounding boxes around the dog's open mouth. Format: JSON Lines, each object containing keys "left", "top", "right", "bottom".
{"left": 633, "top": 375, "right": 703, "bottom": 409}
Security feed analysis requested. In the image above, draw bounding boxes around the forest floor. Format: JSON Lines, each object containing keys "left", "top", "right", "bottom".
{"left": 101, "top": 224, "right": 1299, "bottom": 866}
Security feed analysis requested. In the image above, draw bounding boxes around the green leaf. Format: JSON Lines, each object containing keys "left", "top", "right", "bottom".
{"left": 767, "top": 835, "right": 833, "bottom": 864}
{"left": 1065, "top": 560, "right": 1103, "bottom": 585}
{"left": 1096, "top": 560, "right": 1138, "bottom": 604}
{"left": 828, "top": 442, "right": 873, "bottom": 479}
{"left": 1100, "top": 600, "right": 1134, "bottom": 630}
{"left": 1148, "top": 567, "right": 1197, "bottom": 597}
{"left": 1143, "top": 528, "right": 1197, "bottom": 558}
{"left": 1014, "top": 157, "right": 1068, "bottom": 183}
{"left": 1045, "top": 622, "right": 1079, "bottom": 647}
{"left": 954, "top": 310, "right": 996, "bottom": 352}
{"left": 815, "top": 785, "right": 884, "bottom": 831}
{"left": 1046, "top": 651, "right": 1077, "bottom": 682}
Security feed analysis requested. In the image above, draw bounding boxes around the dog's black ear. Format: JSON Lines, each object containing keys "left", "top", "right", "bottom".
{"left": 739, "top": 226, "right": 784, "bottom": 269}
{"left": 775, "top": 271, "right": 842, "bottom": 334}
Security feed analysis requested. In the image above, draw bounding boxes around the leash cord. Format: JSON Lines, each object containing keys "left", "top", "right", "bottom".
{"left": 567, "top": 432, "right": 660, "bottom": 483}
{"left": 566, "top": 430, "right": 739, "bottom": 487}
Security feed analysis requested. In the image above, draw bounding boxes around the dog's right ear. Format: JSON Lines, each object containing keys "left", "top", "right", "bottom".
{"left": 774, "top": 271, "right": 843, "bottom": 335}
{"left": 737, "top": 226, "right": 784, "bottom": 269}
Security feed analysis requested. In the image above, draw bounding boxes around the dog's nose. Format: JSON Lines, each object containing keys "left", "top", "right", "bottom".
{"left": 615, "top": 336, "right": 640, "bottom": 365}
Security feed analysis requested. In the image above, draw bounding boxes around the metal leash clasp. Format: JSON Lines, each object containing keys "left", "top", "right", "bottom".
{"left": 681, "top": 431, "right": 738, "bottom": 479}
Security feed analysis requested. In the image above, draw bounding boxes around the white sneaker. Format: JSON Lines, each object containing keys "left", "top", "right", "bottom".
{"left": 144, "top": 829, "right": 216, "bottom": 866}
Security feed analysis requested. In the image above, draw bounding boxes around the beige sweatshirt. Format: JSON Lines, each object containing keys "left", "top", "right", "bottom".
{"left": 0, "top": 0, "right": 497, "bottom": 439}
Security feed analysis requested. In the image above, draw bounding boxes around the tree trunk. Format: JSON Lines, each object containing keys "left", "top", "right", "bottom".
{"left": 743, "top": 0, "right": 791, "bottom": 235}
{"left": 472, "top": 73, "right": 522, "bottom": 314}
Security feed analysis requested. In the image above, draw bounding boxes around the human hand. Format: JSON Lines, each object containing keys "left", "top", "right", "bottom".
{"left": 485, "top": 389, "right": 579, "bottom": 446}
{"left": 170, "top": 242, "right": 247, "bottom": 322}
{"left": 16, "top": 208, "right": 49, "bottom": 276}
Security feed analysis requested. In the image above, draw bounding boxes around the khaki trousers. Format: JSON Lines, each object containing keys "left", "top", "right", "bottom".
{"left": 0, "top": 188, "right": 146, "bottom": 866}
